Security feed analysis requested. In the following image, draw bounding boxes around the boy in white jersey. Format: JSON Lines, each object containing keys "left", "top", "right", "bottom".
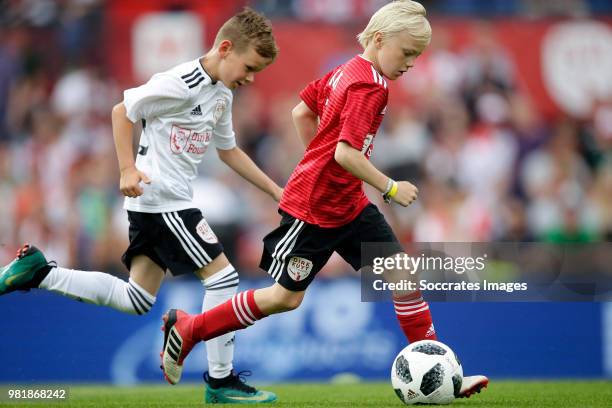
{"left": 0, "top": 8, "right": 280, "bottom": 404}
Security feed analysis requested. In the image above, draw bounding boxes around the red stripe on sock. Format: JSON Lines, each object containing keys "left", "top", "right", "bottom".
{"left": 394, "top": 302, "right": 427, "bottom": 311}
{"left": 193, "top": 289, "right": 266, "bottom": 341}
{"left": 246, "top": 288, "right": 266, "bottom": 319}
{"left": 394, "top": 295, "right": 437, "bottom": 343}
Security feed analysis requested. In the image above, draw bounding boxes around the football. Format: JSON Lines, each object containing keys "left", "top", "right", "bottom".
{"left": 391, "top": 340, "right": 463, "bottom": 405}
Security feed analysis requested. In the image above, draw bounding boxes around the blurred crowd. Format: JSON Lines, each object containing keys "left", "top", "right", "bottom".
{"left": 254, "top": 0, "right": 612, "bottom": 20}
{"left": 0, "top": 0, "right": 611, "bottom": 279}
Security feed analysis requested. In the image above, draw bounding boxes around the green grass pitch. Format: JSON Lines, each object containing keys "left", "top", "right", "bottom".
{"left": 1, "top": 381, "right": 610, "bottom": 407}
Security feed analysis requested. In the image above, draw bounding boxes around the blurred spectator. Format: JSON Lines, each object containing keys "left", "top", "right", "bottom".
{"left": 521, "top": 120, "right": 593, "bottom": 238}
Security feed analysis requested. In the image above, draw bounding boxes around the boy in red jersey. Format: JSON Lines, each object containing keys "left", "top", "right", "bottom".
{"left": 160, "top": 0, "right": 487, "bottom": 397}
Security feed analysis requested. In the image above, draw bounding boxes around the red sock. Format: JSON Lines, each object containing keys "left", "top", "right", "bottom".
{"left": 394, "top": 292, "right": 437, "bottom": 343}
{"left": 192, "top": 289, "right": 266, "bottom": 341}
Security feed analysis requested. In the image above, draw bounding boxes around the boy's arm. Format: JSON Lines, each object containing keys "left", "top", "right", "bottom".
{"left": 217, "top": 147, "right": 283, "bottom": 202}
{"left": 334, "top": 141, "right": 417, "bottom": 207}
{"left": 292, "top": 101, "right": 318, "bottom": 147}
{"left": 111, "top": 102, "right": 151, "bottom": 198}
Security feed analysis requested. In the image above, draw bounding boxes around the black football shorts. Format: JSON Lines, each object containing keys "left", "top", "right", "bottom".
{"left": 122, "top": 208, "right": 224, "bottom": 275}
{"left": 259, "top": 204, "right": 403, "bottom": 291}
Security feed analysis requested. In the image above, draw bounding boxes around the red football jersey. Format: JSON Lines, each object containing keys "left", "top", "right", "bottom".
{"left": 279, "top": 55, "right": 389, "bottom": 227}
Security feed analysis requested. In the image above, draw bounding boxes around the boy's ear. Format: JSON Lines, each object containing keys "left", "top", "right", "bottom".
{"left": 374, "top": 32, "right": 384, "bottom": 49}
{"left": 218, "top": 39, "right": 234, "bottom": 57}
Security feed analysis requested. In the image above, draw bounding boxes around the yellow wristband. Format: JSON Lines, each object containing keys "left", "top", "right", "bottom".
{"left": 388, "top": 181, "right": 398, "bottom": 198}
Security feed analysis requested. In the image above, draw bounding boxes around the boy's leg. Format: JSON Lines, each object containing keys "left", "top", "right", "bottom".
{"left": 155, "top": 209, "right": 277, "bottom": 401}
{"left": 392, "top": 286, "right": 437, "bottom": 342}
{"left": 161, "top": 283, "right": 302, "bottom": 386}
{"left": 338, "top": 205, "right": 488, "bottom": 398}
{"left": 336, "top": 204, "right": 436, "bottom": 342}
{"left": 195, "top": 254, "right": 239, "bottom": 381}
{"left": 43, "top": 254, "right": 161, "bottom": 315}
{"left": 193, "top": 253, "right": 277, "bottom": 403}
{"left": 161, "top": 211, "right": 332, "bottom": 385}
{"left": 0, "top": 244, "right": 161, "bottom": 315}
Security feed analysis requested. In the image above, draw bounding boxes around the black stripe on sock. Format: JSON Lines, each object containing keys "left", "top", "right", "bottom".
{"left": 127, "top": 287, "right": 148, "bottom": 313}
{"left": 206, "top": 282, "right": 240, "bottom": 291}
{"left": 126, "top": 290, "right": 143, "bottom": 315}
{"left": 213, "top": 268, "right": 238, "bottom": 282}
{"left": 206, "top": 273, "right": 239, "bottom": 289}
{"left": 129, "top": 283, "right": 153, "bottom": 307}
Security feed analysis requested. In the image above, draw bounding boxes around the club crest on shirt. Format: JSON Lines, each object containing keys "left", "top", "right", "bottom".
{"left": 196, "top": 219, "right": 218, "bottom": 244}
{"left": 213, "top": 98, "right": 227, "bottom": 125}
{"left": 170, "top": 125, "right": 190, "bottom": 154}
{"left": 287, "top": 256, "right": 313, "bottom": 282}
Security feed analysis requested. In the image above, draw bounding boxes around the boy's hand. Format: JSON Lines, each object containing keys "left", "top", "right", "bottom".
{"left": 392, "top": 181, "right": 418, "bottom": 207}
{"left": 120, "top": 166, "right": 151, "bottom": 198}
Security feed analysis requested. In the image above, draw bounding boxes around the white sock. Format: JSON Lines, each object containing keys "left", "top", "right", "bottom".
{"left": 40, "top": 267, "right": 156, "bottom": 315}
{"left": 203, "top": 264, "right": 239, "bottom": 379}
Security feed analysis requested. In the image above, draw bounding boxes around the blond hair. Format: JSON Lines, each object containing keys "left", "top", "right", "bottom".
{"left": 357, "top": 0, "right": 432, "bottom": 50}
{"left": 214, "top": 7, "right": 279, "bottom": 59}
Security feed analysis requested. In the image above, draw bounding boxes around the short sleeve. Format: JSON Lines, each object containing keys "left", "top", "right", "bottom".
{"left": 123, "top": 73, "right": 190, "bottom": 123}
{"left": 299, "top": 78, "right": 321, "bottom": 115}
{"left": 213, "top": 94, "right": 236, "bottom": 150}
{"left": 337, "top": 82, "right": 387, "bottom": 150}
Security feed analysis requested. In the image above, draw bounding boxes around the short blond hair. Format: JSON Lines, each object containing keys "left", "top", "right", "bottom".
{"left": 357, "top": 0, "right": 432, "bottom": 50}
{"left": 214, "top": 7, "right": 279, "bottom": 59}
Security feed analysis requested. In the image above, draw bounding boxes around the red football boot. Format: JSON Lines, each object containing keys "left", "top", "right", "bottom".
{"left": 160, "top": 309, "right": 197, "bottom": 385}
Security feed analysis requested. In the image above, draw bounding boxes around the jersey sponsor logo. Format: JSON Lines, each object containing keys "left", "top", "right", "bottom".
{"left": 186, "top": 130, "right": 212, "bottom": 155}
{"left": 196, "top": 218, "right": 218, "bottom": 244}
{"left": 170, "top": 125, "right": 190, "bottom": 154}
{"left": 213, "top": 99, "right": 227, "bottom": 125}
{"left": 170, "top": 125, "right": 212, "bottom": 155}
{"left": 287, "top": 256, "right": 313, "bottom": 282}
{"left": 190, "top": 105, "right": 202, "bottom": 115}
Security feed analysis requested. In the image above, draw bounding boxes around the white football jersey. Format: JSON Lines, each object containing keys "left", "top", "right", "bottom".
{"left": 122, "top": 58, "right": 235, "bottom": 213}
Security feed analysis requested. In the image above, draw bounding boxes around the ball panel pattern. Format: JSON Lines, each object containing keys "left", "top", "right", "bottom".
{"left": 420, "top": 362, "right": 445, "bottom": 396}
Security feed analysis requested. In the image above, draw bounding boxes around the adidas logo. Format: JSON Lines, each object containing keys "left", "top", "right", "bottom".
{"left": 426, "top": 323, "right": 436, "bottom": 338}
{"left": 190, "top": 105, "right": 202, "bottom": 115}
{"left": 405, "top": 389, "right": 419, "bottom": 400}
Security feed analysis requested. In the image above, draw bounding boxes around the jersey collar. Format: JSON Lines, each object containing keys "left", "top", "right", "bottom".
{"left": 357, "top": 54, "right": 383, "bottom": 76}
{"left": 198, "top": 57, "right": 217, "bottom": 85}
{"left": 357, "top": 54, "right": 374, "bottom": 64}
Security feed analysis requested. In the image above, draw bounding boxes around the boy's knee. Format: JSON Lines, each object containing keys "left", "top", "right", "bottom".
{"left": 255, "top": 283, "right": 305, "bottom": 315}
{"left": 272, "top": 291, "right": 303, "bottom": 312}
